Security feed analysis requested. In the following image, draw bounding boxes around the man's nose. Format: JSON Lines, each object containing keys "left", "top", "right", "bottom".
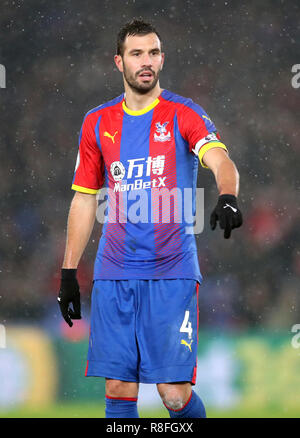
{"left": 141, "top": 53, "right": 152, "bottom": 67}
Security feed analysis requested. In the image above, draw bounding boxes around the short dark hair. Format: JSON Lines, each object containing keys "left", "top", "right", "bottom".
{"left": 117, "top": 18, "right": 162, "bottom": 56}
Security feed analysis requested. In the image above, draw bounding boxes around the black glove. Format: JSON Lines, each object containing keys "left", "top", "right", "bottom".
{"left": 57, "top": 269, "right": 81, "bottom": 327}
{"left": 210, "top": 194, "right": 243, "bottom": 239}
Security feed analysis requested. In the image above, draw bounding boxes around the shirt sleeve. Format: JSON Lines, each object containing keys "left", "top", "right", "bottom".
{"left": 177, "top": 101, "right": 228, "bottom": 168}
{"left": 71, "top": 113, "right": 105, "bottom": 194}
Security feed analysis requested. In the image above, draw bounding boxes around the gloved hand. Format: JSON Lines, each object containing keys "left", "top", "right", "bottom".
{"left": 210, "top": 194, "right": 243, "bottom": 239}
{"left": 57, "top": 268, "right": 81, "bottom": 327}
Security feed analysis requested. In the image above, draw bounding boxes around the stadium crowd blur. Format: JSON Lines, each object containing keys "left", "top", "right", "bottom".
{"left": 1, "top": 1, "right": 299, "bottom": 332}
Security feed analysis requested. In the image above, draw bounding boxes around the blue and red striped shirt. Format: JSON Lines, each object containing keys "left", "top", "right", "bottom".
{"left": 72, "top": 89, "right": 226, "bottom": 283}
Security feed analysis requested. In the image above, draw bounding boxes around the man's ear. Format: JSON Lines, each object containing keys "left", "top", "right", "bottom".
{"left": 160, "top": 52, "right": 165, "bottom": 71}
{"left": 114, "top": 54, "right": 123, "bottom": 73}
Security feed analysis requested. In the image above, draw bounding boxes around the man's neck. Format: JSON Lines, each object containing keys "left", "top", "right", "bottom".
{"left": 123, "top": 83, "right": 163, "bottom": 111}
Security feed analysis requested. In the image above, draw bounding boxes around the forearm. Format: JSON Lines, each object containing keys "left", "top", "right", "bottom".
{"left": 62, "top": 192, "right": 97, "bottom": 269}
{"left": 215, "top": 158, "right": 240, "bottom": 197}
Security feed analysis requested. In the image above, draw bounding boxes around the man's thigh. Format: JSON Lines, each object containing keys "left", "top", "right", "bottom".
{"left": 137, "top": 279, "right": 199, "bottom": 384}
{"left": 85, "top": 279, "right": 139, "bottom": 381}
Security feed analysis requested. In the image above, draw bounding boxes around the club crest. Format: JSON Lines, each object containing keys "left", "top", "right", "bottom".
{"left": 154, "top": 122, "right": 171, "bottom": 142}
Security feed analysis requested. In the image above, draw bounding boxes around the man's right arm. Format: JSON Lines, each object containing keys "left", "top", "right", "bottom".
{"left": 58, "top": 111, "right": 102, "bottom": 326}
{"left": 57, "top": 191, "right": 97, "bottom": 327}
{"left": 62, "top": 191, "right": 98, "bottom": 269}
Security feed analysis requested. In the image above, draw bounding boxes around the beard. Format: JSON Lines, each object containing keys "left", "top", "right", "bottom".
{"left": 123, "top": 63, "right": 161, "bottom": 95}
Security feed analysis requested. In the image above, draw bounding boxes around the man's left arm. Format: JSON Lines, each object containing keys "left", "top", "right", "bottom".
{"left": 202, "top": 147, "right": 243, "bottom": 239}
{"left": 202, "top": 147, "right": 239, "bottom": 196}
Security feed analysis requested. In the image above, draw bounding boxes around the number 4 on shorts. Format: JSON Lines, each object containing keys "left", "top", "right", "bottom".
{"left": 180, "top": 311, "right": 193, "bottom": 339}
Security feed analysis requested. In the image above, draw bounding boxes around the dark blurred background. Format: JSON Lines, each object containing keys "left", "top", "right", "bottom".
{"left": 1, "top": 0, "right": 299, "bottom": 332}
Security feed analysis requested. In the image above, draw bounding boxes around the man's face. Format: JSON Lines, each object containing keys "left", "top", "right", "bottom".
{"left": 115, "top": 33, "right": 164, "bottom": 94}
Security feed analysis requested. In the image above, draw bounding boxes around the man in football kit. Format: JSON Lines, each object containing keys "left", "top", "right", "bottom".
{"left": 57, "top": 19, "right": 243, "bottom": 418}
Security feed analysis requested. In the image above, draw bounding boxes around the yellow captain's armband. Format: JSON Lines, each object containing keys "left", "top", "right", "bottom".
{"left": 198, "top": 141, "right": 228, "bottom": 169}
